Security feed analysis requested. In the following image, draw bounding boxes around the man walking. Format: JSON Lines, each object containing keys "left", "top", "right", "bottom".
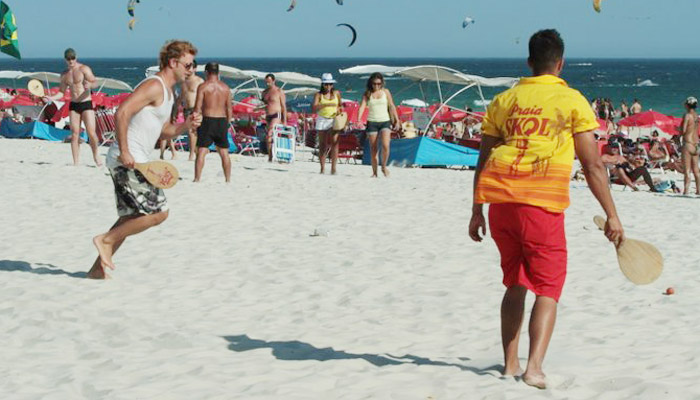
{"left": 262, "top": 73, "right": 287, "bottom": 162}
{"left": 46, "top": 48, "right": 102, "bottom": 166}
{"left": 88, "top": 40, "right": 201, "bottom": 279}
{"left": 468, "top": 29, "right": 624, "bottom": 389}
{"left": 180, "top": 68, "right": 204, "bottom": 161}
{"left": 193, "top": 62, "right": 232, "bottom": 183}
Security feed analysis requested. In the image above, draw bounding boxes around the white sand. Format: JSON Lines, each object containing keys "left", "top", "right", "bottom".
{"left": 1, "top": 138, "right": 699, "bottom": 399}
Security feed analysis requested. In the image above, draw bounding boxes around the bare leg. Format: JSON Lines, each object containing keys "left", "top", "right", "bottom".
{"left": 267, "top": 118, "right": 281, "bottom": 162}
{"left": 523, "top": 295, "right": 558, "bottom": 389}
{"left": 69, "top": 110, "right": 81, "bottom": 165}
{"left": 159, "top": 139, "right": 167, "bottom": 160}
{"left": 501, "top": 286, "right": 527, "bottom": 376}
{"left": 82, "top": 110, "right": 102, "bottom": 166}
{"left": 692, "top": 155, "right": 700, "bottom": 195}
{"left": 318, "top": 130, "right": 327, "bottom": 174}
{"left": 87, "top": 216, "right": 133, "bottom": 279}
{"left": 380, "top": 129, "right": 391, "bottom": 177}
{"left": 217, "top": 147, "right": 231, "bottom": 183}
{"left": 682, "top": 150, "right": 692, "bottom": 194}
{"left": 92, "top": 211, "right": 169, "bottom": 271}
{"left": 368, "top": 133, "right": 379, "bottom": 177}
{"left": 188, "top": 128, "right": 197, "bottom": 161}
{"left": 330, "top": 131, "right": 339, "bottom": 175}
{"left": 194, "top": 146, "right": 208, "bottom": 182}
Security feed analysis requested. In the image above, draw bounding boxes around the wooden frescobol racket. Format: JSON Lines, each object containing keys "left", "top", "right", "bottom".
{"left": 27, "top": 79, "right": 46, "bottom": 97}
{"left": 134, "top": 161, "right": 179, "bottom": 189}
{"left": 593, "top": 215, "right": 663, "bottom": 285}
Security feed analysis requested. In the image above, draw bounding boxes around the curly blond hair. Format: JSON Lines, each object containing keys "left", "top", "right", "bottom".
{"left": 159, "top": 40, "right": 198, "bottom": 70}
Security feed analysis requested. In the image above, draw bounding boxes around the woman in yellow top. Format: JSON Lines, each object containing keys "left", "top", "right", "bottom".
{"left": 312, "top": 73, "right": 343, "bottom": 174}
{"left": 358, "top": 73, "right": 400, "bottom": 177}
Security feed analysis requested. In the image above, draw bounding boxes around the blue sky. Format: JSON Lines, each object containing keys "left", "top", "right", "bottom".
{"left": 8, "top": 0, "right": 700, "bottom": 59}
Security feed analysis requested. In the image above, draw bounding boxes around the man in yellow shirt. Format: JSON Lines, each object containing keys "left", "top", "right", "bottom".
{"left": 468, "top": 29, "right": 625, "bottom": 389}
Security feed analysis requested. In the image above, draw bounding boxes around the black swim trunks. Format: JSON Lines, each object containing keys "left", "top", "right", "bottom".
{"left": 196, "top": 117, "right": 229, "bottom": 149}
{"left": 69, "top": 101, "right": 93, "bottom": 113}
{"left": 266, "top": 112, "right": 281, "bottom": 124}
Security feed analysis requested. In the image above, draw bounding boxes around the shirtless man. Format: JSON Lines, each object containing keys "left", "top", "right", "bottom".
{"left": 180, "top": 69, "right": 204, "bottom": 160}
{"left": 680, "top": 96, "right": 700, "bottom": 195}
{"left": 600, "top": 144, "right": 657, "bottom": 191}
{"left": 46, "top": 48, "right": 101, "bottom": 166}
{"left": 262, "top": 73, "right": 287, "bottom": 162}
{"left": 193, "top": 62, "right": 232, "bottom": 183}
{"left": 630, "top": 98, "right": 642, "bottom": 115}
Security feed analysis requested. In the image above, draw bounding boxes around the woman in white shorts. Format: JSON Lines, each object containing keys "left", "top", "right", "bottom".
{"left": 312, "top": 73, "right": 343, "bottom": 174}
{"left": 358, "top": 73, "right": 400, "bottom": 177}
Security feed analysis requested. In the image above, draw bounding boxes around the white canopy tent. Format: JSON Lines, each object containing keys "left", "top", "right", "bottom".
{"left": 339, "top": 64, "right": 518, "bottom": 130}
{"left": 145, "top": 65, "right": 321, "bottom": 98}
{"left": 0, "top": 70, "right": 133, "bottom": 92}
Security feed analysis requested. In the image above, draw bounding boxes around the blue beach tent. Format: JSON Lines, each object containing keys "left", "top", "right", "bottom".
{"left": 362, "top": 136, "right": 479, "bottom": 168}
{"left": 0, "top": 120, "right": 87, "bottom": 142}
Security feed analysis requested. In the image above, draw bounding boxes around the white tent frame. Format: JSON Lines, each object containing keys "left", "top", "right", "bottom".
{"left": 338, "top": 64, "right": 518, "bottom": 131}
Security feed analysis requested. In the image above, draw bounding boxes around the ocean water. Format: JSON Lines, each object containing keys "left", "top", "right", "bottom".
{"left": 1, "top": 58, "right": 698, "bottom": 117}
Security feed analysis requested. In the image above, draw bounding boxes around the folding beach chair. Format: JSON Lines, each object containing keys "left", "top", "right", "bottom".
{"left": 272, "top": 124, "right": 296, "bottom": 163}
{"left": 95, "top": 109, "right": 117, "bottom": 146}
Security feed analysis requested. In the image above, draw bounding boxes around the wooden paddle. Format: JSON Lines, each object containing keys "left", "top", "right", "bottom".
{"left": 134, "top": 161, "right": 179, "bottom": 189}
{"left": 27, "top": 79, "right": 45, "bottom": 97}
{"left": 593, "top": 215, "right": 663, "bottom": 285}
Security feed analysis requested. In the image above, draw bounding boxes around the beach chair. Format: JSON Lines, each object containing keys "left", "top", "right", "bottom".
{"left": 337, "top": 133, "right": 363, "bottom": 164}
{"left": 272, "top": 124, "right": 296, "bottom": 163}
{"left": 95, "top": 109, "right": 117, "bottom": 146}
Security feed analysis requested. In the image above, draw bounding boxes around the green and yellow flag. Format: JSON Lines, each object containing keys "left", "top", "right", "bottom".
{"left": 0, "top": 1, "right": 20, "bottom": 59}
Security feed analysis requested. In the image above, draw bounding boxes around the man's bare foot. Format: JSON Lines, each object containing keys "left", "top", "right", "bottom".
{"left": 193, "top": 179, "right": 200, "bottom": 183}
{"left": 371, "top": 174, "right": 378, "bottom": 178}
{"left": 171, "top": 154, "right": 177, "bottom": 160}
{"left": 94, "top": 158, "right": 103, "bottom": 167}
{"left": 189, "top": 155, "right": 195, "bottom": 161}
{"left": 160, "top": 154, "right": 165, "bottom": 160}
{"left": 86, "top": 265, "right": 111, "bottom": 280}
{"left": 502, "top": 366, "right": 524, "bottom": 377}
{"left": 331, "top": 170, "right": 336, "bottom": 175}
{"left": 382, "top": 167, "right": 390, "bottom": 177}
{"left": 522, "top": 371, "right": 547, "bottom": 389}
{"left": 92, "top": 234, "right": 116, "bottom": 271}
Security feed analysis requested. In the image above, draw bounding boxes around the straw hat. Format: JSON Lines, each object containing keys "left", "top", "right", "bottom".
{"left": 402, "top": 121, "right": 417, "bottom": 138}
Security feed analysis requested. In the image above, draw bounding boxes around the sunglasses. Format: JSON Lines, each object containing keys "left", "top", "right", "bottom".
{"left": 372, "top": 81, "right": 383, "bottom": 86}
{"left": 177, "top": 60, "right": 197, "bottom": 70}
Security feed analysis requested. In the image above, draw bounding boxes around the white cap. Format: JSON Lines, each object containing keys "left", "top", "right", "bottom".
{"left": 686, "top": 96, "right": 698, "bottom": 106}
{"left": 321, "top": 73, "right": 336, "bottom": 84}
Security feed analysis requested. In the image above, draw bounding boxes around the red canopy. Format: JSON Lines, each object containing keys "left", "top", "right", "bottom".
{"left": 618, "top": 111, "right": 677, "bottom": 134}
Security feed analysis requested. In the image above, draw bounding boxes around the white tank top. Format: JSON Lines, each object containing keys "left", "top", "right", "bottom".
{"left": 107, "top": 75, "right": 174, "bottom": 166}
{"left": 367, "top": 90, "right": 390, "bottom": 122}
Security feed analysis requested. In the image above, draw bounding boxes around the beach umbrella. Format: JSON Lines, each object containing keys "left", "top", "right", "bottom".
{"left": 618, "top": 110, "right": 677, "bottom": 135}
{"left": 401, "top": 98, "right": 428, "bottom": 108}
{"left": 596, "top": 118, "right": 608, "bottom": 132}
{"left": 396, "top": 105, "right": 414, "bottom": 122}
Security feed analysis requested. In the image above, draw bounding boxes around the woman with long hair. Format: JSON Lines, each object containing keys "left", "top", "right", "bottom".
{"left": 358, "top": 72, "right": 400, "bottom": 177}
{"left": 312, "top": 73, "right": 343, "bottom": 174}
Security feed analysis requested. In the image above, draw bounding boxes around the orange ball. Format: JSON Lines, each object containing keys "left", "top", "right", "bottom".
{"left": 666, "top": 287, "right": 675, "bottom": 295}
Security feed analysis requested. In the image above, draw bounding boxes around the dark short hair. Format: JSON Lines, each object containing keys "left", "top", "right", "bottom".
{"left": 528, "top": 29, "right": 564, "bottom": 74}
{"left": 205, "top": 62, "right": 219, "bottom": 74}
{"left": 64, "top": 48, "right": 76, "bottom": 60}
{"left": 265, "top": 73, "right": 275, "bottom": 81}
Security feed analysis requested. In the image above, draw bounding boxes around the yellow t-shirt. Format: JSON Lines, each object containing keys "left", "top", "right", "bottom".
{"left": 475, "top": 75, "right": 598, "bottom": 213}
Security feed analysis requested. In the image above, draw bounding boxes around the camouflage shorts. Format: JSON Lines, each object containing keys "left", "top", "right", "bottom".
{"left": 109, "top": 166, "right": 169, "bottom": 217}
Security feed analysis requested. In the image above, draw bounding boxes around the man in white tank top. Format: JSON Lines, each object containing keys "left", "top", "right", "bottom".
{"left": 87, "top": 40, "right": 202, "bottom": 279}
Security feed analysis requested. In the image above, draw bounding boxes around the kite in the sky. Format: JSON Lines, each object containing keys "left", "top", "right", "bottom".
{"left": 336, "top": 23, "right": 357, "bottom": 47}
{"left": 127, "top": 0, "right": 141, "bottom": 30}
{"left": 593, "top": 0, "right": 602, "bottom": 12}
{"left": 287, "top": 0, "right": 296, "bottom": 12}
{"left": 462, "top": 16, "right": 475, "bottom": 28}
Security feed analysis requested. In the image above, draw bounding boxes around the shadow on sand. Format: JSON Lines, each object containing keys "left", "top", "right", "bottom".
{"left": 0, "top": 260, "right": 86, "bottom": 279}
{"left": 223, "top": 334, "right": 500, "bottom": 375}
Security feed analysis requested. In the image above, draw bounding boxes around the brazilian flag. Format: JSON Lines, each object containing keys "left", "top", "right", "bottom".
{"left": 0, "top": 1, "right": 20, "bottom": 59}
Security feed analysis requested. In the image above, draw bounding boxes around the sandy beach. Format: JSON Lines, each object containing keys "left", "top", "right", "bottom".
{"left": 1, "top": 138, "right": 699, "bottom": 399}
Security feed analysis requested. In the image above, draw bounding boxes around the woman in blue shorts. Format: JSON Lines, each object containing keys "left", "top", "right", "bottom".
{"left": 358, "top": 73, "right": 400, "bottom": 177}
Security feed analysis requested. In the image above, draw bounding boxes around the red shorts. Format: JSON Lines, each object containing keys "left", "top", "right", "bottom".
{"left": 488, "top": 203, "right": 567, "bottom": 302}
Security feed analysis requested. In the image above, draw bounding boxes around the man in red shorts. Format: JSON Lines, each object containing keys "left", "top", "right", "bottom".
{"left": 468, "top": 29, "right": 625, "bottom": 389}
